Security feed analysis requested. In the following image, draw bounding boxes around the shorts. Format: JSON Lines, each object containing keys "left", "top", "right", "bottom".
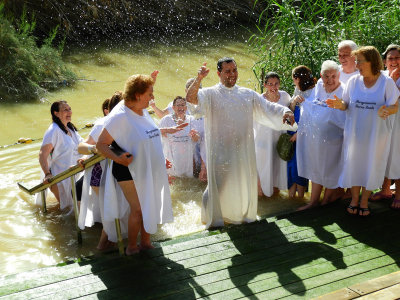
{"left": 112, "top": 161, "right": 133, "bottom": 182}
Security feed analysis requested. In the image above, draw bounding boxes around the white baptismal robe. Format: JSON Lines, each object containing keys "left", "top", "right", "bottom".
{"left": 159, "top": 114, "right": 200, "bottom": 177}
{"left": 37, "top": 123, "right": 83, "bottom": 210}
{"left": 197, "top": 83, "right": 296, "bottom": 228}
{"left": 103, "top": 105, "right": 174, "bottom": 235}
{"left": 340, "top": 72, "right": 400, "bottom": 190}
{"left": 297, "top": 83, "right": 346, "bottom": 188}
{"left": 78, "top": 117, "right": 105, "bottom": 230}
{"left": 254, "top": 91, "right": 291, "bottom": 196}
{"left": 385, "top": 76, "right": 400, "bottom": 179}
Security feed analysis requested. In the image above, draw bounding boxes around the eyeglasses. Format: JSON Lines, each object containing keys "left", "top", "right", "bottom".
{"left": 355, "top": 59, "right": 368, "bottom": 64}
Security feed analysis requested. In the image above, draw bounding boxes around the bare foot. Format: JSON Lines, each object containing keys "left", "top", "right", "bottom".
{"left": 297, "top": 201, "right": 319, "bottom": 211}
{"left": 97, "top": 240, "right": 116, "bottom": 251}
{"left": 125, "top": 246, "right": 140, "bottom": 256}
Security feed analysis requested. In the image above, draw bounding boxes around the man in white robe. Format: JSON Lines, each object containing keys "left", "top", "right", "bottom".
{"left": 186, "top": 57, "right": 296, "bottom": 228}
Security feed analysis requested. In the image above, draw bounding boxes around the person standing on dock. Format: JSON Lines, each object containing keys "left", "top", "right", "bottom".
{"left": 186, "top": 57, "right": 296, "bottom": 228}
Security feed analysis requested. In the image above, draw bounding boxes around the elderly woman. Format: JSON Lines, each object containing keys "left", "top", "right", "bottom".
{"left": 38, "top": 100, "right": 83, "bottom": 211}
{"left": 288, "top": 65, "right": 316, "bottom": 199}
{"left": 254, "top": 72, "right": 291, "bottom": 197}
{"left": 77, "top": 91, "right": 123, "bottom": 250}
{"left": 297, "top": 60, "right": 346, "bottom": 210}
{"left": 97, "top": 74, "right": 178, "bottom": 255}
{"left": 327, "top": 46, "right": 400, "bottom": 216}
{"left": 370, "top": 44, "right": 400, "bottom": 207}
{"left": 159, "top": 96, "right": 200, "bottom": 178}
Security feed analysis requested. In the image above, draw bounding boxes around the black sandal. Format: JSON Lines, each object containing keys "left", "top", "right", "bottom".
{"left": 358, "top": 207, "right": 371, "bottom": 217}
{"left": 347, "top": 204, "right": 358, "bottom": 215}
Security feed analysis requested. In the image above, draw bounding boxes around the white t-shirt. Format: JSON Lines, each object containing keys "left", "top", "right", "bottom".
{"left": 297, "top": 83, "right": 346, "bottom": 188}
{"left": 254, "top": 90, "right": 291, "bottom": 196}
{"left": 339, "top": 72, "right": 400, "bottom": 189}
{"left": 103, "top": 104, "right": 173, "bottom": 234}
{"left": 159, "top": 114, "right": 201, "bottom": 177}
{"left": 38, "top": 123, "right": 83, "bottom": 209}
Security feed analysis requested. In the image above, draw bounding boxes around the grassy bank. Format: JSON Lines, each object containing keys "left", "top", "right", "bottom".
{"left": 250, "top": 0, "right": 400, "bottom": 93}
{"left": 0, "top": 4, "right": 76, "bottom": 102}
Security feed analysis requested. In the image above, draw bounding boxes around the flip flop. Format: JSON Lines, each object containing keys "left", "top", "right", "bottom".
{"left": 358, "top": 207, "right": 371, "bottom": 217}
{"left": 391, "top": 199, "right": 400, "bottom": 210}
{"left": 346, "top": 204, "right": 358, "bottom": 216}
{"left": 370, "top": 191, "right": 392, "bottom": 201}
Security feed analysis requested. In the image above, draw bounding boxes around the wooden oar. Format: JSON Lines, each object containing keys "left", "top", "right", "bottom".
{"left": 17, "top": 153, "right": 105, "bottom": 195}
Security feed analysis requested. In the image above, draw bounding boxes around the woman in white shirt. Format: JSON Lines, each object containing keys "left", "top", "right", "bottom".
{"left": 96, "top": 74, "right": 175, "bottom": 255}
{"left": 38, "top": 101, "right": 83, "bottom": 211}
{"left": 327, "top": 46, "right": 399, "bottom": 216}
{"left": 254, "top": 72, "right": 291, "bottom": 197}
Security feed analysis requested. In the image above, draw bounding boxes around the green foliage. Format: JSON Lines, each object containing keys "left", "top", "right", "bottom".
{"left": 250, "top": 0, "right": 400, "bottom": 94}
{"left": 0, "top": 4, "right": 76, "bottom": 102}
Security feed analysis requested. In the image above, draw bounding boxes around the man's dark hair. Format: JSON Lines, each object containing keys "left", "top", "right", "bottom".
{"left": 217, "top": 57, "right": 236, "bottom": 72}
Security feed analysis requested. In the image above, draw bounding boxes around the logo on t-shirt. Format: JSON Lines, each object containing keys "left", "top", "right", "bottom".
{"left": 146, "top": 128, "right": 160, "bottom": 139}
{"left": 354, "top": 100, "right": 376, "bottom": 110}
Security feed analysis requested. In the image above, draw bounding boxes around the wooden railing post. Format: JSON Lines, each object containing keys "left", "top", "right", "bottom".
{"left": 115, "top": 218, "right": 124, "bottom": 256}
{"left": 41, "top": 190, "right": 47, "bottom": 213}
{"left": 71, "top": 175, "right": 82, "bottom": 244}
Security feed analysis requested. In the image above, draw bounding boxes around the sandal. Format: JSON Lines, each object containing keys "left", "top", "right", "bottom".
{"left": 370, "top": 191, "right": 392, "bottom": 202}
{"left": 391, "top": 199, "right": 400, "bottom": 210}
{"left": 347, "top": 204, "right": 358, "bottom": 215}
{"left": 358, "top": 207, "right": 371, "bottom": 217}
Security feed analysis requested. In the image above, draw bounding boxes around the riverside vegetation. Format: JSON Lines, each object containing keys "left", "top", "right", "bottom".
{"left": 250, "top": 0, "right": 400, "bottom": 93}
{"left": 0, "top": 4, "right": 76, "bottom": 102}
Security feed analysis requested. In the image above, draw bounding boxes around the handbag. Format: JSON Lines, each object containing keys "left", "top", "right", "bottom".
{"left": 276, "top": 133, "right": 294, "bottom": 161}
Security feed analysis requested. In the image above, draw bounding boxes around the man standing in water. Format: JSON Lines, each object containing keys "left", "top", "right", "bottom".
{"left": 186, "top": 57, "right": 296, "bottom": 228}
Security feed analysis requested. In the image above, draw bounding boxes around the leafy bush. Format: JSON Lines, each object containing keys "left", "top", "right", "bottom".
{"left": 0, "top": 4, "right": 76, "bottom": 102}
{"left": 250, "top": 0, "right": 400, "bottom": 94}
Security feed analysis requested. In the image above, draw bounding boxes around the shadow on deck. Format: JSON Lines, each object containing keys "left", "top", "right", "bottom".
{"left": 1, "top": 198, "right": 400, "bottom": 299}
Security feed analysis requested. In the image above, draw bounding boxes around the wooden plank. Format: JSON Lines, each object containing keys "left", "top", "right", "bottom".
{"left": 312, "top": 287, "right": 360, "bottom": 300}
{"left": 356, "top": 283, "right": 400, "bottom": 299}
{"left": 17, "top": 153, "right": 104, "bottom": 195}
{"left": 349, "top": 270, "right": 400, "bottom": 296}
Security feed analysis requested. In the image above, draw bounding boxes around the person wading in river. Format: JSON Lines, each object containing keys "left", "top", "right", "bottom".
{"left": 186, "top": 57, "right": 296, "bottom": 228}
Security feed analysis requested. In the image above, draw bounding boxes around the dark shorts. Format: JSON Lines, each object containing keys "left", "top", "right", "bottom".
{"left": 90, "top": 162, "right": 102, "bottom": 187}
{"left": 112, "top": 161, "right": 133, "bottom": 182}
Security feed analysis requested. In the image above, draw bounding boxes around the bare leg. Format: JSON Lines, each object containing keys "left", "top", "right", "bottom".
{"left": 321, "top": 188, "right": 338, "bottom": 205}
{"left": 359, "top": 187, "right": 371, "bottom": 216}
{"left": 289, "top": 183, "right": 297, "bottom": 198}
{"left": 347, "top": 186, "right": 360, "bottom": 214}
{"left": 297, "top": 182, "right": 322, "bottom": 211}
{"left": 273, "top": 187, "right": 280, "bottom": 195}
{"left": 118, "top": 180, "right": 142, "bottom": 255}
{"left": 139, "top": 222, "right": 154, "bottom": 250}
{"left": 341, "top": 188, "right": 352, "bottom": 200}
{"left": 391, "top": 179, "right": 400, "bottom": 209}
{"left": 257, "top": 176, "right": 264, "bottom": 197}
{"left": 50, "top": 184, "right": 61, "bottom": 203}
{"left": 297, "top": 185, "right": 305, "bottom": 198}
{"left": 370, "top": 177, "right": 392, "bottom": 201}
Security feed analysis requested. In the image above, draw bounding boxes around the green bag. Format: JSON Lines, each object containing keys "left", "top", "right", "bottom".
{"left": 276, "top": 133, "right": 294, "bottom": 161}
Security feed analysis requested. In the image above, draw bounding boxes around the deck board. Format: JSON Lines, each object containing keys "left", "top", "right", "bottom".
{"left": 1, "top": 199, "right": 400, "bottom": 299}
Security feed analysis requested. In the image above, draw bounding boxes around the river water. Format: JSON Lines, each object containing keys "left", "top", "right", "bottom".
{"left": 0, "top": 30, "right": 308, "bottom": 276}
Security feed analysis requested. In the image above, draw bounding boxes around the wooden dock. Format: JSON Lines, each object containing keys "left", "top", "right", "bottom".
{"left": 1, "top": 198, "right": 400, "bottom": 299}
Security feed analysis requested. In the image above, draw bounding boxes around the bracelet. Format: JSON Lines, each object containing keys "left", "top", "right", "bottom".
{"left": 45, "top": 172, "right": 52, "bottom": 176}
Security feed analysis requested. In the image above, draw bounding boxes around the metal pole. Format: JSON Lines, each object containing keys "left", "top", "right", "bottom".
{"left": 71, "top": 175, "right": 82, "bottom": 244}
{"left": 41, "top": 190, "right": 47, "bottom": 213}
{"left": 115, "top": 218, "right": 124, "bottom": 255}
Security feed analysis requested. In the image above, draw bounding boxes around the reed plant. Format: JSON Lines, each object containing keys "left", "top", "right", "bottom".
{"left": 250, "top": 0, "right": 400, "bottom": 94}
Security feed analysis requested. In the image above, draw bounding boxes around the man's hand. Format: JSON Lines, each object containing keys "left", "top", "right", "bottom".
{"left": 198, "top": 62, "right": 210, "bottom": 80}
